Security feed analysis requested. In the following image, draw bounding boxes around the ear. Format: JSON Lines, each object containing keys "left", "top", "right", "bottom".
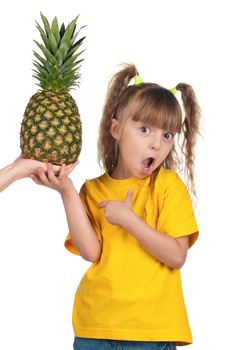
{"left": 110, "top": 118, "right": 121, "bottom": 140}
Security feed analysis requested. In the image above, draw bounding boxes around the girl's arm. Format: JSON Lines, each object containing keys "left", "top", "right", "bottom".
{"left": 99, "top": 190, "right": 189, "bottom": 269}
{"left": 61, "top": 188, "right": 102, "bottom": 262}
{"left": 32, "top": 164, "right": 102, "bottom": 262}
{"left": 122, "top": 210, "right": 189, "bottom": 269}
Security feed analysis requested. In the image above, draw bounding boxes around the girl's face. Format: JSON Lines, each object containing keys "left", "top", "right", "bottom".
{"left": 111, "top": 118, "right": 175, "bottom": 179}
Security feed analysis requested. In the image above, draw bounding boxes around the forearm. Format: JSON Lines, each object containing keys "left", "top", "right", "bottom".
{"left": 0, "top": 164, "right": 21, "bottom": 192}
{"left": 61, "top": 188, "right": 101, "bottom": 262}
{"left": 123, "top": 211, "right": 186, "bottom": 269}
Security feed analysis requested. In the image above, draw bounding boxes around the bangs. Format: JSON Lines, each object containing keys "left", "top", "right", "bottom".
{"left": 125, "top": 85, "right": 182, "bottom": 133}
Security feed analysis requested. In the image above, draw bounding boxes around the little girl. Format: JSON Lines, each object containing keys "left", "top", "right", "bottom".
{"left": 32, "top": 63, "right": 201, "bottom": 350}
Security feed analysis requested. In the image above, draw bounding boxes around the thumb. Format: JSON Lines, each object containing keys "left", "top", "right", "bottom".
{"left": 98, "top": 200, "right": 108, "bottom": 209}
{"left": 125, "top": 189, "right": 133, "bottom": 204}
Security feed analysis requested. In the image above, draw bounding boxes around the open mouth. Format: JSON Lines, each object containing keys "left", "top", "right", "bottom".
{"left": 143, "top": 157, "right": 154, "bottom": 168}
{"left": 141, "top": 157, "right": 155, "bottom": 175}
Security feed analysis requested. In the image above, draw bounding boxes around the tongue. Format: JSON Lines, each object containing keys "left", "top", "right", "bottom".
{"left": 141, "top": 158, "right": 153, "bottom": 176}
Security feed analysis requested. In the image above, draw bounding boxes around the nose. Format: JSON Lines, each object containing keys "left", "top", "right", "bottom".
{"left": 150, "top": 135, "right": 162, "bottom": 150}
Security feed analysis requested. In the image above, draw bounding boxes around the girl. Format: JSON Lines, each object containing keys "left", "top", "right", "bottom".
{"left": 32, "top": 63, "right": 201, "bottom": 350}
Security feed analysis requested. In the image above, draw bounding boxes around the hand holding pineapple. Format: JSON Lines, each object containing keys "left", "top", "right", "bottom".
{"left": 0, "top": 157, "right": 68, "bottom": 192}
{"left": 13, "top": 156, "right": 60, "bottom": 176}
{"left": 31, "top": 162, "right": 77, "bottom": 195}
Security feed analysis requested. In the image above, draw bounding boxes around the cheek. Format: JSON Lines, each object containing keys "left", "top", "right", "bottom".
{"left": 120, "top": 136, "right": 140, "bottom": 158}
{"left": 160, "top": 143, "right": 173, "bottom": 157}
{"left": 165, "top": 144, "right": 174, "bottom": 156}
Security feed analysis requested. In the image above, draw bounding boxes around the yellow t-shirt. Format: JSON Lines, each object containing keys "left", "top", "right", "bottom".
{"left": 65, "top": 167, "right": 199, "bottom": 346}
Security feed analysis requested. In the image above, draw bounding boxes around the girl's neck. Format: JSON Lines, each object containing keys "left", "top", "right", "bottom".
{"left": 110, "top": 165, "right": 140, "bottom": 180}
{"left": 110, "top": 168, "right": 126, "bottom": 180}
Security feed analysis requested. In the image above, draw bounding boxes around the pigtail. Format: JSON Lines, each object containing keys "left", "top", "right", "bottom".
{"left": 176, "top": 83, "right": 201, "bottom": 198}
{"left": 98, "top": 63, "right": 138, "bottom": 172}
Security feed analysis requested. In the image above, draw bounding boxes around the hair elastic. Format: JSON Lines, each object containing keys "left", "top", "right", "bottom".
{"left": 134, "top": 75, "right": 144, "bottom": 86}
{"left": 169, "top": 87, "right": 177, "bottom": 95}
{"left": 128, "top": 74, "right": 144, "bottom": 87}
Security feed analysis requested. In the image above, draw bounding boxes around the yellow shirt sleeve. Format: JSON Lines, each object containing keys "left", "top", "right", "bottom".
{"left": 64, "top": 232, "right": 80, "bottom": 255}
{"left": 156, "top": 171, "right": 199, "bottom": 248}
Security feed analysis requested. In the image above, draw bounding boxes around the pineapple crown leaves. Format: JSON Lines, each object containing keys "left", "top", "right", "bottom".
{"left": 32, "top": 12, "right": 86, "bottom": 91}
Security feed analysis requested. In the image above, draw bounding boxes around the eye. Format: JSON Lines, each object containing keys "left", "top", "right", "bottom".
{"left": 164, "top": 132, "right": 175, "bottom": 140}
{"left": 140, "top": 126, "right": 150, "bottom": 134}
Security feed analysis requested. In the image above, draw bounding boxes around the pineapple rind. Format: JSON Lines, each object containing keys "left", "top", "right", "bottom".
{"left": 20, "top": 90, "right": 82, "bottom": 164}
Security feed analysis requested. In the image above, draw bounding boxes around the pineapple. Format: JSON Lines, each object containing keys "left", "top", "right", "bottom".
{"left": 20, "top": 13, "right": 85, "bottom": 164}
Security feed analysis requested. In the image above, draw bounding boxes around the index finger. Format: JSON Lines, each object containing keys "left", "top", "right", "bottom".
{"left": 47, "top": 163, "right": 59, "bottom": 182}
{"left": 58, "top": 163, "right": 66, "bottom": 178}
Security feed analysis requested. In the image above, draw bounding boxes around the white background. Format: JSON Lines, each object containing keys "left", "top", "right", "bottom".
{"left": 0, "top": 0, "right": 231, "bottom": 349}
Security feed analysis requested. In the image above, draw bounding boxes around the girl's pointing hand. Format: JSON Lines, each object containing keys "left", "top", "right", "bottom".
{"left": 98, "top": 190, "right": 134, "bottom": 227}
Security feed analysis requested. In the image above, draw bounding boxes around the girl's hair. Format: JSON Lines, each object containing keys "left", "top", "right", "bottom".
{"left": 98, "top": 63, "right": 201, "bottom": 199}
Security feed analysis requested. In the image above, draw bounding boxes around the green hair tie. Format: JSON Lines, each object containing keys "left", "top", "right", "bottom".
{"left": 134, "top": 75, "right": 144, "bottom": 86}
{"left": 169, "top": 87, "right": 177, "bottom": 95}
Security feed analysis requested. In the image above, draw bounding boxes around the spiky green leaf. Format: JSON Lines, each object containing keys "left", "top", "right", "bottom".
{"left": 34, "top": 40, "right": 57, "bottom": 64}
{"left": 36, "top": 22, "right": 50, "bottom": 49}
{"left": 70, "top": 25, "right": 87, "bottom": 46}
{"left": 33, "top": 51, "right": 47, "bottom": 65}
{"left": 60, "top": 23, "right": 66, "bottom": 38}
{"left": 61, "top": 59, "right": 83, "bottom": 74}
{"left": 54, "top": 49, "right": 63, "bottom": 66}
{"left": 59, "top": 16, "right": 78, "bottom": 49}
{"left": 40, "top": 12, "right": 51, "bottom": 36}
{"left": 59, "top": 42, "right": 68, "bottom": 60}
{"left": 66, "top": 37, "right": 85, "bottom": 59}
{"left": 49, "top": 31, "right": 58, "bottom": 54}
{"left": 51, "top": 16, "right": 60, "bottom": 43}
{"left": 32, "top": 64, "right": 50, "bottom": 78}
{"left": 62, "top": 50, "right": 85, "bottom": 68}
{"left": 33, "top": 13, "right": 85, "bottom": 90}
